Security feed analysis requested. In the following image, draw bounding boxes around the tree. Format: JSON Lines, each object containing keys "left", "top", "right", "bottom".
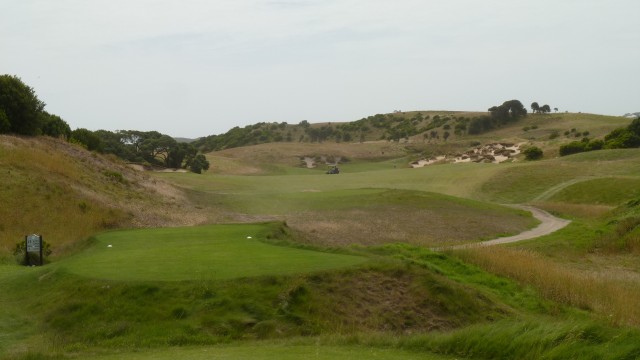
{"left": 298, "top": 120, "right": 310, "bottom": 128}
{"left": 94, "top": 130, "right": 137, "bottom": 161}
{"left": 166, "top": 142, "right": 196, "bottom": 168}
{"left": 71, "top": 128, "right": 103, "bottom": 151}
{"left": 141, "top": 134, "right": 177, "bottom": 164}
{"left": 189, "top": 154, "right": 210, "bottom": 174}
{"left": 467, "top": 116, "right": 493, "bottom": 135}
{"left": 0, "top": 75, "right": 46, "bottom": 135}
{"left": 531, "top": 102, "right": 540, "bottom": 114}
{"left": 540, "top": 104, "right": 551, "bottom": 114}
{"left": 0, "top": 109, "right": 10, "bottom": 133}
{"left": 430, "top": 130, "right": 438, "bottom": 141}
{"left": 443, "top": 131, "right": 450, "bottom": 141}
{"left": 489, "top": 100, "right": 527, "bottom": 124}
{"left": 628, "top": 118, "right": 640, "bottom": 136}
{"left": 40, "top": 112, "right": 71, "bottom": 139}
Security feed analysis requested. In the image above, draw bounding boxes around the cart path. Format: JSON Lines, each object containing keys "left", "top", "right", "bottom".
{"left": 531, "top": 176, "right": 597, "bottom": 202}
{"left": 436, "top": 205, "right": 571, "bottom": 250}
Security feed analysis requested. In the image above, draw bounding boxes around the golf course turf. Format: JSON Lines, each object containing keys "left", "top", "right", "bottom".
{"left": 61, "top": 223, "right": 367, "bottom": 281}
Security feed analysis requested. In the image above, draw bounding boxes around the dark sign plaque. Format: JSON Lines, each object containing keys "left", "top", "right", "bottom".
{"left": 25, "top": 234, "right": 43, "bottom": 266}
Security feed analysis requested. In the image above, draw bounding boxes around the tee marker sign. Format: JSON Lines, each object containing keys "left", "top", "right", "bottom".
{"left": 25, "top": 234, "right": 43, "bottom": 266}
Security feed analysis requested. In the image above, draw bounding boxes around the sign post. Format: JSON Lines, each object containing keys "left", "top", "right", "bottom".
{"left": 25, "top": 234, "right": 43, "bottom": 266}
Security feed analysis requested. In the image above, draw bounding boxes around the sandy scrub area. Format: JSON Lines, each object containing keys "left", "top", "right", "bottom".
{"left": 412, "top": 143, "right": 523, "bottom": 168}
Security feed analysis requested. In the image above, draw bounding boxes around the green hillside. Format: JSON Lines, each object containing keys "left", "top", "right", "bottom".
{"left": 193, "top": 111, "right": 629, "bottom": 157}
{"left": 191, "top": 112, "right": 630, "bottom": 176}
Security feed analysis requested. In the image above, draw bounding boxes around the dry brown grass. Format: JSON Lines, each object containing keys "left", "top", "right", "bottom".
{"left": 454, "top": 246, "right": 640, "bottom": 326}
{"left": 206, "top": 142, "right": 410, "bottom": 175}
{"left": 0, "top": 135, "right": 211, "bottom": 257}
{"left": 305, "top": 268, "right": 507, "bottom": 333}
{"left": 287, "top": 205, "right": 535, "bottom": 248}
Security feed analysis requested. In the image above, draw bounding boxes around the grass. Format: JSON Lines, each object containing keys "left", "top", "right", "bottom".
{"left": 91, "top": 343, "right": 452, "bottom": 360}
{"left": 547, "top": 177, "right": 640, "bottom": 205}
{"left": 396, "top": 318, "right": 640, "bottom": 360}
{"left": 165, "top": 149, "right": 640, "bottom": 207}
{"left": 60, "top": 223, "right": 367, "bottom": 281}
{"left": 479, "top": 149, "right": 640, "bottom": 203}
{"left": 0, "top": 136, "right": 202, "bottom": 258}
{"left": 74, "top": 320, "right": 640, "bottom": 360}
{"left": 0, "top": 246, "right": 527, "bottom": 357}
{"left": 174, "top": 185, "right": 538, "bottom": 247}
{"left": 0, "top": 137, "right": 123, "bottom": 254}
{"left": 2, "top": 114, "right": 640, "bottom": 359}
{"left": 160, "top": 163, "right": 540, "bottom": 248}
{"left": 454, "top": 246, "right": 640, "bottom": 326}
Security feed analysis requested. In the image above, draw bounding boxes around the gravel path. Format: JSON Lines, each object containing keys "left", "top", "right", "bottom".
{"left": 437, "top": 205, "right": 571, "bottom": 250}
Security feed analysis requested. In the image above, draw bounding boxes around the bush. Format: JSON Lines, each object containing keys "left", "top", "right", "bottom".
{"left": 585, "top": 139, "right": 604, "bottom": 151}
{"left": 605, "top": 128, "right": 640, "bottom": 149}
{"left": 13, "top": 239, "right": 52, "bottom": 265}
{"left": 523, "top": 146, "right": 543, "bottom": 160}
{"left": 559, "top": 141, "right": 586, "bottom": 156}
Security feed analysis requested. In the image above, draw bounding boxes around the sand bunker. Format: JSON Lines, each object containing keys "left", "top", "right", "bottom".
{"left": 302, "top": 155, "right": 343, "bottom": 168}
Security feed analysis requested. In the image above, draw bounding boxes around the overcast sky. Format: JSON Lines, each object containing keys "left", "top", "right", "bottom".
{"left": 1, "top": 0, "right": 639, "bottom": 138}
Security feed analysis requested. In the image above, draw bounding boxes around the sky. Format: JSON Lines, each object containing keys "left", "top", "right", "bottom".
{"left": 1, "top": 0, "right": 639, "bottom": 138}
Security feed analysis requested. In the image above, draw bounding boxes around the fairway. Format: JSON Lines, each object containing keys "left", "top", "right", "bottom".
{"left": 61, "top": 223, "right": 367, "bottom": 281}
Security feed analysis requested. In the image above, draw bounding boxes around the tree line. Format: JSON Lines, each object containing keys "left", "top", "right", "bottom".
{"left": 530, "top": 102, "right": 555, "bottom": 114}
{"left": 0, "top": 75, "right": 71, "bottom": 138}
{"left": 193, "top": 100, "right": 532, "bottom": 151}
{"left": 0, "top": 74, "right": 209, "bottom": 173}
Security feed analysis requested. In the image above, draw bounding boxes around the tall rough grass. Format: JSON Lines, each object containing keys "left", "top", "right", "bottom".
{"left": 454, "top": 247, "right": 640, "bottom": 326}
{"left": 594, "top": 216, "right": 640, "bottom": 254}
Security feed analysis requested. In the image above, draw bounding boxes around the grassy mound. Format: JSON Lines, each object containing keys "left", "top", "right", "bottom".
{"left": 0, "top": 247, "right": 515, "bottom": 356}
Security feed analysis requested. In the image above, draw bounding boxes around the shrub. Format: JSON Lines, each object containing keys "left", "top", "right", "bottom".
{"left": 605, "top": 128, "right": 640, "bottom": 149}
{"left": 523, "top": 146, "right": 543, "bottom": 160}
{"left": 13, "top": 239, "right": 52, "bottom": 265}
{"left": 585, "top": 139, "right": 604, "bottom": 151}
{"left": 559, "top": 141, "right": 586, "bottom": 156}
{"left": 103, "top": 170, "right": 126, "bottom": 184}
